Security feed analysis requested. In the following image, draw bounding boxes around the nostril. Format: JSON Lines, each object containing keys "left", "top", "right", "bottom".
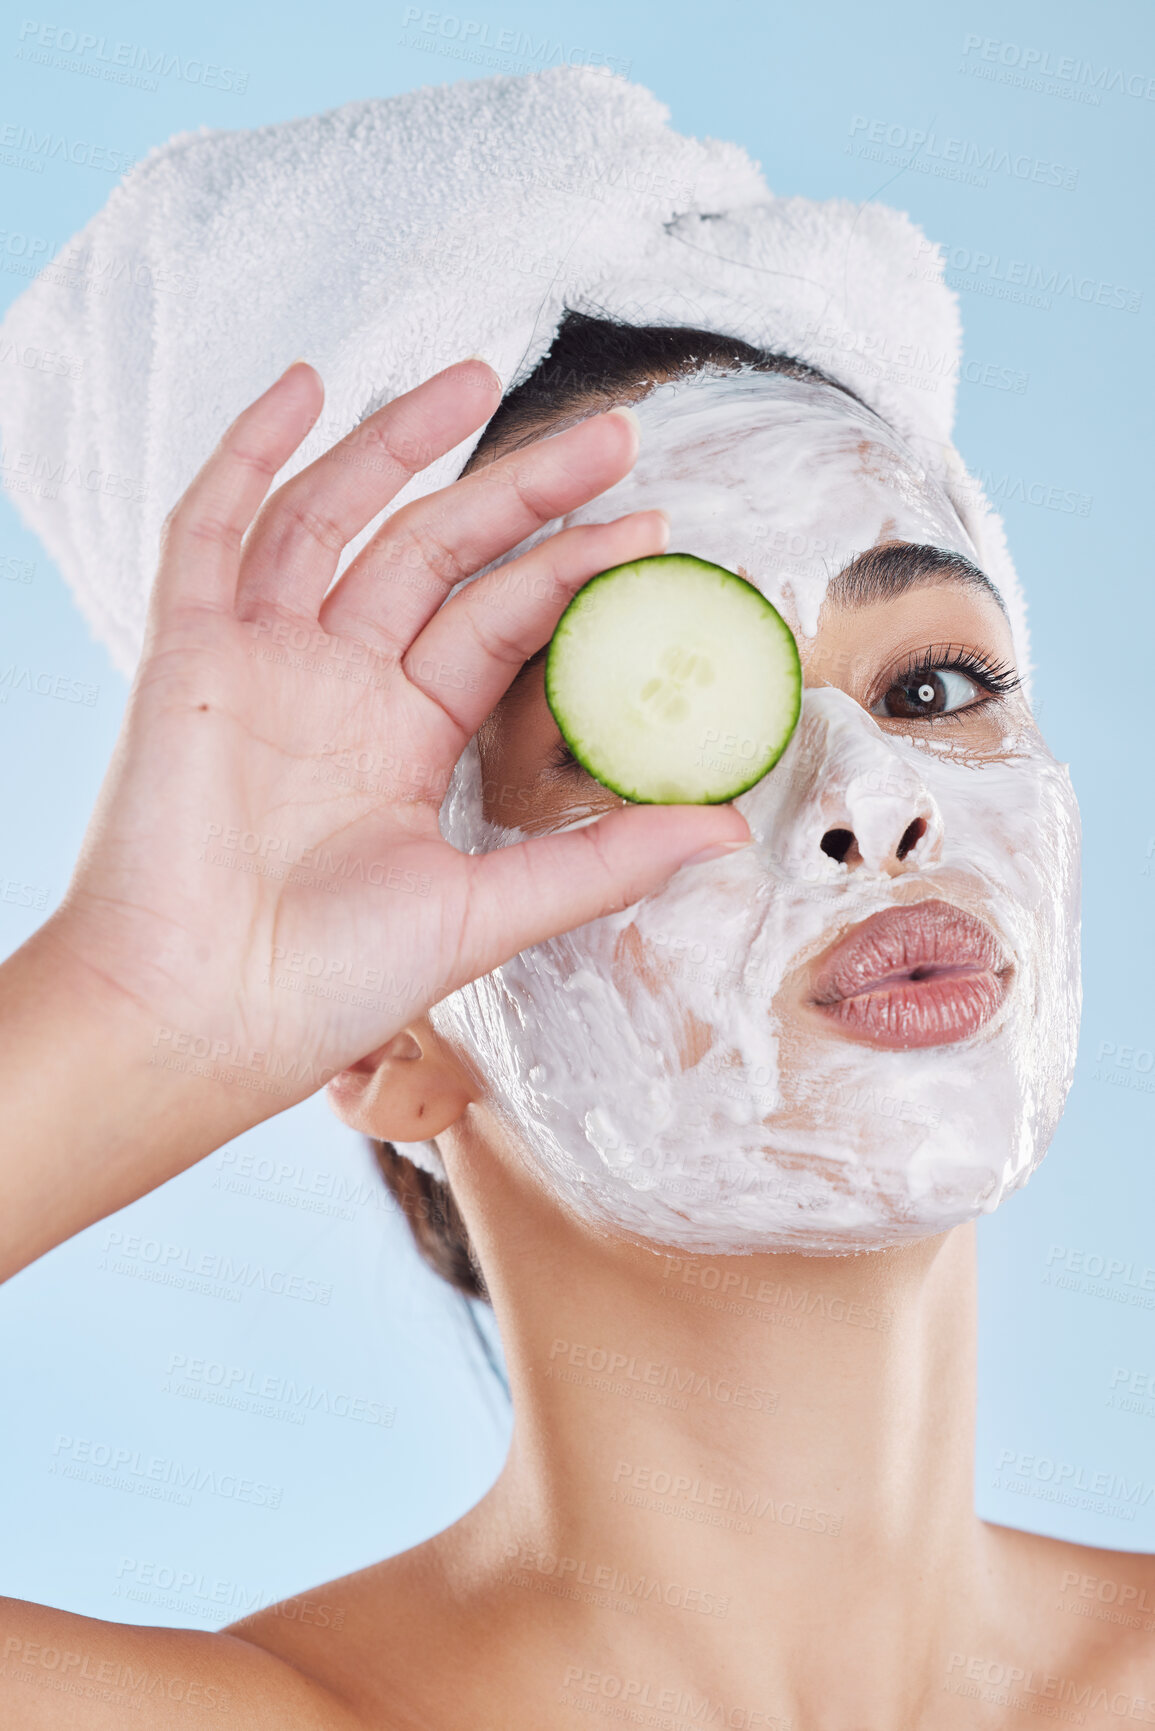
{"left": 897, "top": 817, "right": 926, "bottom": 861}
{"left": 820, "top": 828, "right": 855, "bottom": 864}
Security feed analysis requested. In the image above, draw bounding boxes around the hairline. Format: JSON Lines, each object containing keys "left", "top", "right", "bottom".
{"left": 459, "top": 354, "right": 875, "bottom": 477}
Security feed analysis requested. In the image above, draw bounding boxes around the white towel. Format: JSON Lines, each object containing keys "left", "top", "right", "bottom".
{"left": 0, "top": 63, "right": 1028, "bottom": 678}
{"left": 0, "top": 64, "right": 1032, "bottom": 1187}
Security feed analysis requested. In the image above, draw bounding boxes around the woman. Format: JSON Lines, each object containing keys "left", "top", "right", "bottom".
{"left": 0, "top": 294, "right": 1150, "bottom": 1728}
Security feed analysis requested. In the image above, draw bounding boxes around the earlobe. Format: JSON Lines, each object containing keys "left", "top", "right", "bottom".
{"left": 325, "top": 1017, "right": 476, "bottom": 1141}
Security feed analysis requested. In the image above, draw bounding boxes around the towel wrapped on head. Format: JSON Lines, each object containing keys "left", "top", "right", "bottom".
{"left": 0, "top": 63, "right": 1028, "bottom": 674}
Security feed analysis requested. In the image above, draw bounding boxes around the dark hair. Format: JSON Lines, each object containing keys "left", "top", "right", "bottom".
{"left": 372, "top": 307, "right": 862, "bottom": 1299}
{"left": 370, "top": 1138, "right": 488, "bottom": 1300}
{"left": 461, "top": 305, "right": 865, "bottom": 471}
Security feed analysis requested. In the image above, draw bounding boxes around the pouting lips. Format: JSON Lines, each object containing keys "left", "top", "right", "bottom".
{"left": 808, "top": 899, "right": 1013, "bottom": 1050}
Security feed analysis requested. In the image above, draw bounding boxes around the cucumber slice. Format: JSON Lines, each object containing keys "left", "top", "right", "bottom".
{"left": 544, "top": 553, "right": 802, "bottom": 804}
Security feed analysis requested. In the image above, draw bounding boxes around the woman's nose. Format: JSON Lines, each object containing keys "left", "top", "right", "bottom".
{"left": 804, "top": 687, "right": 943, "bottom": 877}
{"left": 737, "top": 685, "right": 944, "bottom": 880}
{"left": 819, "top": 812, "right": 928, "bottom": 872}
{"left": 815, "top": 769, "right": 938, "bottom": 874}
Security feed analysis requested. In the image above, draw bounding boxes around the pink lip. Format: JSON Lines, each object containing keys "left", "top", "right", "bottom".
{"left": 808, "top": 900, "right": 1013, "bottom": 1050}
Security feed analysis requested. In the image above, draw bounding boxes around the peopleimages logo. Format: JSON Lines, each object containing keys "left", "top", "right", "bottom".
{"left": 397, "top": 8, "right": 630, "bottom": 79}
{"left": 945, "top": 1651, "right": 1155, "bottom": 1720}
{"left": 909, "top": 237, "right": 1142, "bottom": 314}
{"left": 0, "top": 119, "right": 135, "bottom": 174}
{"left": 112, "top": 1558, "right": 348, "bottom": 1630}
{"left": 49, "top": 1434, "right": 283, "bottom": 1509}
{"left": 15, "top": 20, "right": 250, "bottom": 92}
{"left": 0, "top": 331, "right": 83, "bottom": 375}
{"left": 559, "top": 1665, "right": 791, "bottom": 1728}
{"left": 0, "top": 662, "right": 98, "bottom": 705}
{"left": 546, "top": 1338, "right": 777, "bottom": 1412}
{"left": 846, "top": 115, "right": 1078, "bottom": 189}
{"left": 99, "top": 1227, "right": 334, "bottom": 1306}
{"left": 800, "top": 324, "right": 1028, "bottom": 397}
{"left": 611, "top": 1460, "right": 843, "bottom": 1538}
{"left": 502, "top": 1543, "right": 730, "bottom": 1618}
{"left": 162, "top": 1353, "right": 395, "bottom": 1429}
{"left": 1089, "top": 1037, "right": 1155, "bottom": 1096}
{"left": 993, "top": 1448, "right": 1154, "bottom": 1522}
{"left": 1058, "top": 1567, "right": 1155, "bottom": 1619}
{"left": 956, "top": 468, "right": 1092, "bottom": 517}
{"left": 660, "top": 1257, "right": 895, "bottom": 1332}
{"left": 211, "top": 1146, "right": 397, "bottom": 1223}
{"left": 0, "top": 1636, "right": 230, "bottom": 1712}
{"left": 960, "top": 34, "right": 1155, "bottom": 101}
{"left": 0, "top": 439, "right": 146, "bottom": 499}
{"left": 1044, "top": 1244, "right": 1155, "bottom": 1290}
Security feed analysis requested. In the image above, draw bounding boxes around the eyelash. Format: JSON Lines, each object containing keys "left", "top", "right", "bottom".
{"left": 546, "top": 643, "right": 1023, "bottom": 773}
{"left": 875, "top": 643, "right": 1022, "bottom": 721}
{"left": 548, "top": 737, "right": 584, "bottom": 772}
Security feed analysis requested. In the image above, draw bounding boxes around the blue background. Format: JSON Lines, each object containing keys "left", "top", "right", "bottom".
{"left": 1, "top": 0, "right": 1152, "bottom": 1624}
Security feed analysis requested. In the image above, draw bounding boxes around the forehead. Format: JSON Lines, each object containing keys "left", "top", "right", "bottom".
{"left": 551, "top": 368, "right": 983, "bottom": 639}
{"left": 629, "top": 364, "right": 881, "bottom": 439}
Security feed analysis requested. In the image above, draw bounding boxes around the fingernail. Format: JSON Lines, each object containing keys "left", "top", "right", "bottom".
{"left": 452, "top": 355, "right": 502, "bottom": 395}
{"left": 607, "top": 403, "right": 641, "bottom": 440}
{"left": 681, "top": 839, "right": 753, "bottom": 867}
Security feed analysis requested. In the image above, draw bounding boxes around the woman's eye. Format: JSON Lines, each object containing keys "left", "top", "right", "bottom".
{"left": 871, "top": 667, "right": 983, "bottom": 721}
{"left": 548, "top": 738, "right": 584, "bottom": 773}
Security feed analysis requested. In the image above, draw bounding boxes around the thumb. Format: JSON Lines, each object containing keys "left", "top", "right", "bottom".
{"left": 454, "top": 802, "right": 753, "bottom": 981}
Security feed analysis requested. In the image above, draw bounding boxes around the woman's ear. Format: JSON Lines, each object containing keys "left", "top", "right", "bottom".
{"left": 325, "top": 1014, "right": 477, "bottom": 1141}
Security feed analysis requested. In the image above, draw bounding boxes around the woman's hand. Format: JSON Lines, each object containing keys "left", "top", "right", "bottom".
{"left": 0, "top": 357, "right": 748, "bottom": 1275}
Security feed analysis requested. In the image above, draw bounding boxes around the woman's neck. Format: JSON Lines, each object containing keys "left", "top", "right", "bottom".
{"left": 444, "top": 1134, "right": 998, "bottom": 1725}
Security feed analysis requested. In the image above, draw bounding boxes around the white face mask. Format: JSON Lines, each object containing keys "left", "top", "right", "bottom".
{"left": 424, "top": 370, "right": 1082, "bottom": 1255}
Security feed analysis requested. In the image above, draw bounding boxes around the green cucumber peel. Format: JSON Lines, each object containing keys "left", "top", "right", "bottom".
{"left": 543, "top": 552, "right": 803, "bottom": 805}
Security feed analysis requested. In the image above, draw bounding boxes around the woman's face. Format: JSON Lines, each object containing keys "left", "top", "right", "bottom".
{"left": 428, "top": 369, "right": 1082, "bottom": 1254}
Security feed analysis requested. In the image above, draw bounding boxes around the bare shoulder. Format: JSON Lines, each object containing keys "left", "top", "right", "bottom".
{"left": 221, "top": 1522, "right": 533, "bottom": 1730}
{"left": 982, "top": 1520, "right": 1155, "bottom": 1694}
{"left": 0, "top": 1592, "right": 360, "bottom": 1729}
{"left": 221, "top": 1543, "right": 450, "bottom": 1726}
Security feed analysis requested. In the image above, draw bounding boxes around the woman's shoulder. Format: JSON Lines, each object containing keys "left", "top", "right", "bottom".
{"left": 0, "top": 1588, "right": 364, "bottom": 1730}
{"left": 981, "top": 1520, "right": 1155, "bottom": 1703}
{"left": 220, "top": 1539, "right": 461, "bottom": 1728}
{"left": 0, "top": 1540, "right": 463, "bottom": 1731}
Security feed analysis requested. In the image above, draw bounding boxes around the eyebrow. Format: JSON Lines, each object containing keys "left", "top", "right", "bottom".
{"left": 827, "top": 541, "right": 1008, "bottom": 615}
{"left": 507, "top": 541, "right": 1006, "bottom": 696}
